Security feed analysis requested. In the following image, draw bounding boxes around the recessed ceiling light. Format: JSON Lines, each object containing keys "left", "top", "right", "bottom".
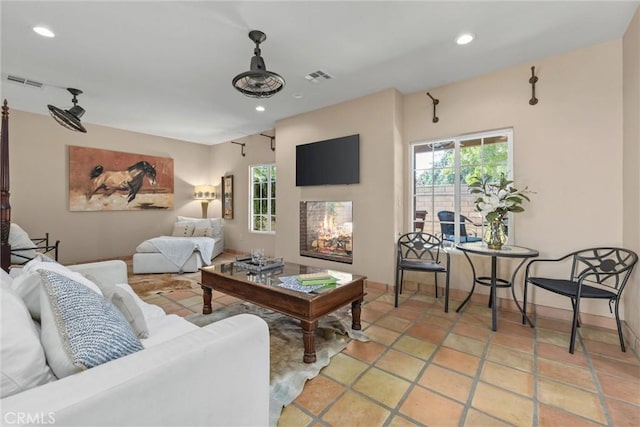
{"left": 256, "top": 105, "right": 265, "bottom": 112}
{"left": 292, "top": 93, "right": 303, "bottom": 99}
{"left": 456, "top": 33, "right": 474, "bottom": 45}
{"left": 33, "top": 26, "right": 55, "bottom": 38}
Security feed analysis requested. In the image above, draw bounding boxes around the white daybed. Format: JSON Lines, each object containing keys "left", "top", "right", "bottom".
{"left": 133, "top": 216, "right": 224, "bottom": 274}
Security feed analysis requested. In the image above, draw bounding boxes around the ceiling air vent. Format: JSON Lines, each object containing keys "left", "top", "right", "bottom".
{"left": 304, "top": 70, "right": 333, "bottom": 83}
{"left": 6, "top": 74, "right": 44, "bottom": 88}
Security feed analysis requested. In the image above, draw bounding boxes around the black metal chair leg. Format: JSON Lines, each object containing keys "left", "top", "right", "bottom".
{"left": 614, "top": 300, "right": 626, "bottom": 352}
{"left": 394, "top": 267, "right": 400, "bottom": 307}
{"left": 569, "top": 300, "right": 581, "bottom": 354}
{"left": 444, "top": 272, "right": 450, "bottom": 313}
{"left": 435, "top": 272, "right": 439, "bottom": 298}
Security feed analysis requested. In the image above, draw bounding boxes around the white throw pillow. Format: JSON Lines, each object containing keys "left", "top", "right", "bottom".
{"left": 15, "top": 260, "right": 103, "bottom": 321}
{"left": 9, "top": 223, "right": 37, "bottom": 264}
{"left": 192, "top": 226, "right": 215, "bottom": 237}
{"left": 109, "top": 287, "right": 149, "bottom": 339}
{"left": 39, "top": 270, "right": 143, "bottom": 379}
{"left": 171, "top": 222, "right": 195, "bottom": 237}
{"left": 115, "top": 284, "right": 166, "bottom": 320}
{"left": 1, "top": 285, "right": 56, "bottom": 398}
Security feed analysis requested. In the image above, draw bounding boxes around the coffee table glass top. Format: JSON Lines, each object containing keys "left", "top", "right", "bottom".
{"left": 201, "top": 261, "right": 364, "bottom": 295}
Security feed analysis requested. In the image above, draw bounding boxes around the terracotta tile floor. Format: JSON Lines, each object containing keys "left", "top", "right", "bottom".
{"left": 130, "top": 259, "right": 640, "bottom": 427}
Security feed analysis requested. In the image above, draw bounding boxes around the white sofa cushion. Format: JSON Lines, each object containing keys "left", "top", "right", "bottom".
{"left": 0, "top": 284, "right": 55, "bottom": 398}
{"left": 142, "top": 314, "right": 199, "bottom": 349}
{"left": 38, "top": 270, "right": 143, "bottom": 379}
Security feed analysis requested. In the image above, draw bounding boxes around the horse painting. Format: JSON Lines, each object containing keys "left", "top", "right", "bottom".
{"left": 86, "top": 160, "right": 157, "bottom": 203}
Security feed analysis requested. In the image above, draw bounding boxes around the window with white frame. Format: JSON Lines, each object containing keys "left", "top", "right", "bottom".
{"left": 411, "top": 129, "right": 513, "bottom": 244}
{"left": 250, "top": 163, "right": 276, "bottom": 233}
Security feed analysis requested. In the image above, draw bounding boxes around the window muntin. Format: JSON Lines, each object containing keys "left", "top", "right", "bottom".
{"left": 250, "top": 163, "right": 276, "bottom": 233}
{"left": 411, "top": 129, "right": 513, "bottom": 244}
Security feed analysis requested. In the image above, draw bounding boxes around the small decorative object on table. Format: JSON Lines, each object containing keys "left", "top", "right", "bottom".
{"left": 234, "top": 254, "right": 284, "bottom": 273}
{"left": 469, "top": 173, "right": 532, "bottom": 250}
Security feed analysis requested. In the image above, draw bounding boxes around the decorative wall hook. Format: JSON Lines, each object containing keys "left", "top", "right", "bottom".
{"left": 426, "top": 92, "right": 439, "bottom": 123}
{"left": 529, "top": 66, "right": 539, "bottom": 105}
{"left": 260, "top": 133, "right": 276, "bottom": 151}
{"left": 231, "top": 141, "right": 246, "bottom": 157}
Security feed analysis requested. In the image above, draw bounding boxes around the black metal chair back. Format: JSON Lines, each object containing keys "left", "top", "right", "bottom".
{"left": 570, "top": 248, "right": 637, "bottom": 292}
{"left": 524, "top": 247, "right": 638, "bottom": 354}
{"left": 437, "top": 210, "right": 480, "bottom": 242}
{"left": 397, "top": 232, "right": 441, "bottom": 263}
{"left": 395, "top": 232, "right": 450, "bottom": 312}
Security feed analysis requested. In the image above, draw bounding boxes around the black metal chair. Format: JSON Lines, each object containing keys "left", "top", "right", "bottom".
{"left": 437, "top": 210, "right": 482, "bottom": 243}
{"left": 395, "top": 232, "right": 450, "bottom": 312}
{"left": 524, "top": 247, "right": 638, "bottom": 354}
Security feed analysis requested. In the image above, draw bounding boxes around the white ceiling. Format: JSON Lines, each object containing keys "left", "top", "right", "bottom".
{"left": 1, "top": 1, "right": 638, "bottom": 145}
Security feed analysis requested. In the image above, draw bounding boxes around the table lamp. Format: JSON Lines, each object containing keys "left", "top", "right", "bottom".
{"left": 193, "top": 185, "right": 216, "bottom": 218}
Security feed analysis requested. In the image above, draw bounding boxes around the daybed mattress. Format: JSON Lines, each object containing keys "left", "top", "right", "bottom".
{"left": 133, "top": 238, "right": 224, "bottom": 274}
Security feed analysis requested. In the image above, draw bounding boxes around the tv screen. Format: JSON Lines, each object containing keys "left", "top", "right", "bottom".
{"left": 296, "top": 134, "right": 360, "bottom": 186}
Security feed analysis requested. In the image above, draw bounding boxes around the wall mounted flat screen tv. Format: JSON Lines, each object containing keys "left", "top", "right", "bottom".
{"left": 296, "top": 134, "right": 360, "bottom": 186}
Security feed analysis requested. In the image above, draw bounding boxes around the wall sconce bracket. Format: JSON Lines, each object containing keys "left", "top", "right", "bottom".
{"left": 426, "top": 92, "right": 439, "bottom": 123}
{"left": 260, "top": 133, "right": 276, "bottom": 151}
{"left": 529, "top": 66, "right": 539, "bottom": 105}
{"left": 231, "top": 141, "right": 246, "bottom": 157}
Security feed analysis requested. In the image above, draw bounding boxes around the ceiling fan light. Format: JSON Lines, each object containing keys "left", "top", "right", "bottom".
{"left": 47, "top": 88, "right": 87, "bottom": 133}
{"left": 232, "top": 30, "right": 285, "bottom": 99}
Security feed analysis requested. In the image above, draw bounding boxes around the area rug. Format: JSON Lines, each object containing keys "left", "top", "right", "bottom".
{"left": 186, "top": 302, "right": 368, "bottom": 426}
{"left": 128, "top": 274, "right": 196, "bottom": 296}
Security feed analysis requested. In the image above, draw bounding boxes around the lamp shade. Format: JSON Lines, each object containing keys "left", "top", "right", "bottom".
{"left": 193, "top": 185, "right": 216, "bottom": 200}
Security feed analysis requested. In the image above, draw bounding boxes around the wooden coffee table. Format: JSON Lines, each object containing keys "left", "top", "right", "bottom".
{"left": 200, "top": 261, "right": 365, "bottom": 363}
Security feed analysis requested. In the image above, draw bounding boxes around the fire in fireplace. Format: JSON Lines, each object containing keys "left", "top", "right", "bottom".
{"left": 300, "top": 201, "right": 353, "bottom": 264}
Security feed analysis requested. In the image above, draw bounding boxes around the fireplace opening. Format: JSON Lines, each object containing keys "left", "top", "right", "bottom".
{"left": 300, "top": 201, "right": 353, "bottom": 264}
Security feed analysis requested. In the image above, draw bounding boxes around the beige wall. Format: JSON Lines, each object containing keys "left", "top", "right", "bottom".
{"left": 209, "top": 133, "right": 276, "bottom": 257}
{"left": 275, "top": 89, "right": 401, "bottom": 285}
{"left": 403, "top": 40, "right": 624, "bottom": 317}
{"left": 623, "top": 8, "right": 640, "bottom": 340}
{"left": 8, "top": 110, "right": 212, "bottom": 264}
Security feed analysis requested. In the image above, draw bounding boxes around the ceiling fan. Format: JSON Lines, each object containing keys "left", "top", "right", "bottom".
{"left": 232, "top": 30, "right": 285, "bottom": 99}
{"left": 47, "top": 88, "right": 87, "bottom": 133}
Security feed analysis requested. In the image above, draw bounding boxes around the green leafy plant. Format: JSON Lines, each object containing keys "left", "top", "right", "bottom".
{"left": 468, "top": 174, "right": 532, "bottom": 222}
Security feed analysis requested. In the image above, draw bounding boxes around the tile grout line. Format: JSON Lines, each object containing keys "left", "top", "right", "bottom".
{"left": 579, "top": 331, "right": 614, "bottom": 426}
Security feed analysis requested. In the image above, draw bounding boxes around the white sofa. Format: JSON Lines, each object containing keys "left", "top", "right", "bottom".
{"left": 1, "top": 259, "right": 270, "bottom": 426}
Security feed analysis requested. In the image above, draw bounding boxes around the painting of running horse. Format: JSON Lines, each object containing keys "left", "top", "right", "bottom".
{"left": 69, "top": 146, "right": 174, "bottom": 211}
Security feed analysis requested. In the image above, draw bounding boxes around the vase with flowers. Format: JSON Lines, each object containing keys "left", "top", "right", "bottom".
{"left": 468, "top": 174, "right": 532, "bottom": 250}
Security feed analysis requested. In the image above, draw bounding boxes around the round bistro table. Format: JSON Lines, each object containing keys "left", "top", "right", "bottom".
{"left": 456, "top": 242, "right": 539, "bottom": 331}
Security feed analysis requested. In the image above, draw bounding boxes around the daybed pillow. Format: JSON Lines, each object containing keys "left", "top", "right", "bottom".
{"left": 1, "top": 284, "right": 56, "bottom": 398}
{"left": 192, "top": 226, "right": 215, "bottom": 237}
{"left": 171, "top": 222, "right": 195, "bottom": 237}
{"left": 177, "top": 216, "right": 223, "bottom": 239}
{"left": 13, "top": 259, "right": 103, "bottom": 321}
{"left": 38, "top": 270, "right": 143, "bottom": 379}
{"left": 9, "top": 223, "right": 37, "bottom": 264}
